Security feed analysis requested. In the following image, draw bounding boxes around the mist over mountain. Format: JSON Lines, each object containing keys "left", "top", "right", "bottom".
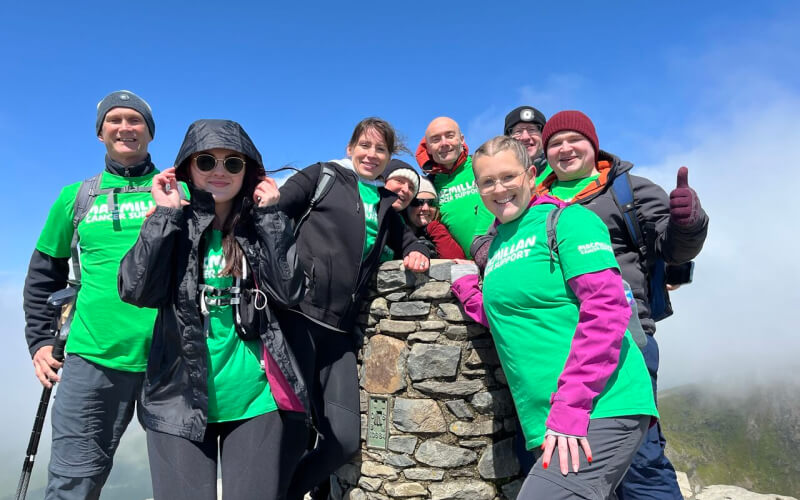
{"left": 0, "top": 426, "right": 151, "bottom": 500}
{"left": 661, "top": 381, "right": 800, "bottom": 497}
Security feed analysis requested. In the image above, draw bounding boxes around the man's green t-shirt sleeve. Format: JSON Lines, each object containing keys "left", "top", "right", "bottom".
{"left": 35, "top": 182, "right": 81, "bottom": 259}
{"left": 556, "top": 206, "right": 619, "bottom": 281}
{"left": 471, "top": 201, "right": 496, "bottom": 245}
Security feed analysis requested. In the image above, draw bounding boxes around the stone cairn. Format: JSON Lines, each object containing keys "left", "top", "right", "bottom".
{"left": 330, "top": 260, "right": 525, "bottom": 500}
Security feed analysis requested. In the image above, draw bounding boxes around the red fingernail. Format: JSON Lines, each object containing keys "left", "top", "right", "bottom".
{"left": 587, "top": 456, "right": 592, "bottom": 463}
{"left": 542, "top": 462, "right": 548, "bottom": 469}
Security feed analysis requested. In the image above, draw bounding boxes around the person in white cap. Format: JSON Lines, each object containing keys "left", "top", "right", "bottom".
{"left": 382, "top": 159, "right": 420, "bottom": 211}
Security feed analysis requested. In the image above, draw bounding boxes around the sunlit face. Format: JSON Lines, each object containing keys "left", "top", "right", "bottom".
{"left": 190, "top": 148, "right": 246, "bottom": 207}
{"left": 385, "top": 177, "right": 415, "bottom": 211}
{"left": 546, "top": 131, "right": 598, "bottom": 181}
{"left": 97, "top": 107, "right": 152, "bottom": 165}
{"left": 407, "top": 194, "right": 439, "bottom": 228}
{"left": 425, "top": 117, "right": 464, "bottom": 167}
{"left": 473, "top": 149, "right": 535, "bottom": 224}
{"left": 346, "top": 127, "right": 390, "bottom": 180}
{"left": 510, "top": 123, "right": 543, "bottom": 159}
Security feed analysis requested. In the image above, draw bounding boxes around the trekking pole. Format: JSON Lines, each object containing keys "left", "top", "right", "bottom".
{"left": 15, "top": 287, "right": 77, "bottom": 500}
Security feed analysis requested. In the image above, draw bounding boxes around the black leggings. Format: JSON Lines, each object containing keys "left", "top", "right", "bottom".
{"left": 284, "top": 315, "right": 361, "bottom": 499}
{"left": 147, "top": 411, "right": 306, "bottom": 500}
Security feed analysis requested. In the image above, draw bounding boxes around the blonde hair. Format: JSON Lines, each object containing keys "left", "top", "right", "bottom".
{"left": 472, "top": 135, "right": 531, "bottom": 170}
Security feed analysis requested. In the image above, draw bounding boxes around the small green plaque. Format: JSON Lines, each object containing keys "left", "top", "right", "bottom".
{"left": 367, "top": 396, "right": 389, "bottom": 449}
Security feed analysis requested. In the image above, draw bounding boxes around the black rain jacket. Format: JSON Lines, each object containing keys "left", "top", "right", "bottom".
{"left": 118, "top": 120, "right": 307, "bottom": 441}
{"left": 279, "top": 162, "right": 430, "bottom": 332}
{"left": 574, "top": 151, "right": 709, "bottom": 335}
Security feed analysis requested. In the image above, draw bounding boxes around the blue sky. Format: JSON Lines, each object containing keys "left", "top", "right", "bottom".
{"left": 1, "top": 1, "right": 799, "bottom": 495}
{"left": 1, "top": 1, "right": 795, "bottom": 261}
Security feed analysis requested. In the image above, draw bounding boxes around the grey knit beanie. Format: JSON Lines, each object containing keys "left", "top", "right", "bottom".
{"left": 96, "top": 90, "right": 155, "bottom": 138}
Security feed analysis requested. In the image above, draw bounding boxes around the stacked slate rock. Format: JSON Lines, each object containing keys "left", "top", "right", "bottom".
{"left": 330, "top": 260, "right": 525, "bottom": 500}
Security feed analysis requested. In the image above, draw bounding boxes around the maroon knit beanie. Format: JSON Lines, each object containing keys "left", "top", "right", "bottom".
{"left": 541, "top": 110, "right": 599, "bottom": 156}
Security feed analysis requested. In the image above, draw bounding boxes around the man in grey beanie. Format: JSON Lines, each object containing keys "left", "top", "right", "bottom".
{"left": 23, "top": 89, "right": 160, "bottom": 499}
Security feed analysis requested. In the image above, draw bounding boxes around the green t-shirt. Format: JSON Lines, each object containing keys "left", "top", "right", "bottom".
{"left": 482, "top": 203, "right": 657, "bottom": 449}
{"left": 433, "top": 156, "right": 494, "bottom": 258}
{"left": 358, "top": 180, "right": 381, "bottom": 261}
{"left": 380, "top": 244, "right": 395, "bottom": 263}
{"left": 534, "top": 163, "right": 553, "bottom": 186}
{"left": 202, "top": 230, "right": 277, "bottom": 423}
{"left": 35, "top": 170, "right": 159, "bottom": 371}
{"left": 549, "top": 173, "right": 600, "bottom": 201}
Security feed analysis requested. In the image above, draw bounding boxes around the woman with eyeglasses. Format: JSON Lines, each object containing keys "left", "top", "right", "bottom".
{"left": 119, "top": 119, "right": 308, "bottom": 500}
{"left": 403, "top": 177, "right": 465, "bottom": 259}
{"left": 450, "top": 135, "right": 657, "bottom": 500}
{"left": 278, "top": 117, "right": 430, "bottom": 500}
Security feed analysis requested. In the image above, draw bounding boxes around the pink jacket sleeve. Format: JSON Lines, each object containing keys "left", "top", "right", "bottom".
{"left": 450, "top": 274, "right": 490, "bottom": 328}
{"left": 545, "top": 268, "right": 630, "bottom": 436}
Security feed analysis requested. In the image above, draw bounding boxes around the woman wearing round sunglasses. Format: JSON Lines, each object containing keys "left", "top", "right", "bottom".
{"left": 119, "top": 119, "right": 308, "bottom": 500}
{"left": 404, "top": 177, "right": 465, "bottom": 259}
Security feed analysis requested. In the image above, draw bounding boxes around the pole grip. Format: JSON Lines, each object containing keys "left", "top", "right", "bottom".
{"left": 51, "top": 335, "right": 66, "bottom": 363}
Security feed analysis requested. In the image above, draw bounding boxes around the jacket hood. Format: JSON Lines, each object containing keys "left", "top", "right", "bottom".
{"left": 174, "top": 119, "right": 266, "bottom": 178}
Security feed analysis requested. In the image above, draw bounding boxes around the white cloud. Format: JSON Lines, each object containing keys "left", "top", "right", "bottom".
{"left": 0, "top": 277, "right": 151, "bottom": 494}
{"left": 638, "top": 89, "right": 800, "bottom": 389}
{"left": 0, "top": 276, "right": 52, "bottom": 491}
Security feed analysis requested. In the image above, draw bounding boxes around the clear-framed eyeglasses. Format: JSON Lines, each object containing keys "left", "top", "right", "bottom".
{"left": 476, "top": 171, "right": 527, "bottom": 194}
{"left": 510, "top": 126, "right": 541, "bottom": 139}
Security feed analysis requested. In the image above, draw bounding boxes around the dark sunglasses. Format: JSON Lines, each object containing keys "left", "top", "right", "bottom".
{"left": 194, "top": 154, "right": 246, "bottom": 174}
{"left": 409, "top": 198, "right": 438, "bottom": 208}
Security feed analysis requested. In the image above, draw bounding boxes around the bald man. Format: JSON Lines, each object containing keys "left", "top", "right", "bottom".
{"left": 415, "top": 117, "right": 494, "bottom": 258}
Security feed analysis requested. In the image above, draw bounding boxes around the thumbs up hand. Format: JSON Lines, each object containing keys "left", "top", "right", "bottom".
{"left": 669, "top": 166, "right": 701, "bottom": 227}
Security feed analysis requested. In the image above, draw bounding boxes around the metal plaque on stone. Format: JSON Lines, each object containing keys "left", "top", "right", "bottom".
{"left": 366, "top": 395, "right": 389, "bottom": 449}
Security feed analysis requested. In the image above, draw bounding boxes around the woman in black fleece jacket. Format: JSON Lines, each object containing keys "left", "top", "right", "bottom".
{"left": 278, "top": 117, "right": 429, "bottom": 500}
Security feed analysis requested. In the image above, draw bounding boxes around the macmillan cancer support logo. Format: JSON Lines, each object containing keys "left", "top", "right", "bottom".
{"left": 204, "top": 253, "right": 226, "bottom": 279}
{"left": 364, "top": 203, "right": 378, "bottom": 224}
{"left": 577, "top": 241, "right": 613, "bottom": 255}
{"left": 439, "top": 180, "right": 479, "bottom": 204}
{"left": 485, "top": 235, "right": 537, "bottom": 276}
{"left": 84, "top": 199, "right": 156, "bottom": 224}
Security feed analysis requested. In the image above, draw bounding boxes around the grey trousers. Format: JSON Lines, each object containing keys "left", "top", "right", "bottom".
{"left": 517, "top": 416, "right": 650, "bottom": 500}
{"left": 45, "top": 354, "right": 143, "bottom": 500}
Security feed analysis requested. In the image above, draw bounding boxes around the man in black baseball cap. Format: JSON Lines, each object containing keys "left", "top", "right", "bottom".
{"left": 504, "top": 105, "right": 551, "bottom": 180}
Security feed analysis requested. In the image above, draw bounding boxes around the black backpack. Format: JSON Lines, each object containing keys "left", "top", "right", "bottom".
{"left": 69, "top": 172, "right": 153, "bottom": 285}
{"left": 292, "top": 163, "right": 336, "bottom": 237}
{"left": 609, "top": 172, "right": 674, "bottom": 322}
{"left": 546, "top": 204, "right": 647, "bottom": 350}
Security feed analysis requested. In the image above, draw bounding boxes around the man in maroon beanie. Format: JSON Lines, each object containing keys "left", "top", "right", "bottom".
{"left": 537, "top": 110, "right": 707, "bottom": 500}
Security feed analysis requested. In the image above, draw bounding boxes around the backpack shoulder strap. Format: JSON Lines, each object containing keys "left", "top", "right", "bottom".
{"left": 69, "top": 172, "right": 104, "bottom": 284}
{"left": 311, "top": 164, "right": 336, "bottom": 206}
{"left": 72, "top": 173, "right": 102, "bottom": 230}
{"left": 610, "top": 171, "right": 646, "bottom": 257}
{"left": 294, "top": 163, "right": 337, "bottom": 237}
{"left": 546, "top": 204, "right": 568, "bottom": 261}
